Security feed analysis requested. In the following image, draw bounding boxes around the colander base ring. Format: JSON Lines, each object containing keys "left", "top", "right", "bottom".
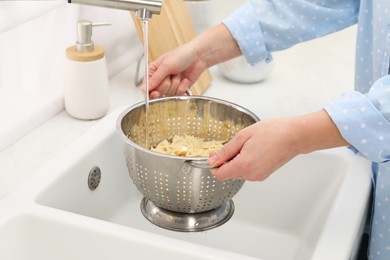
{"left": 140, "top": 197, "right": 235, "bottom": 232}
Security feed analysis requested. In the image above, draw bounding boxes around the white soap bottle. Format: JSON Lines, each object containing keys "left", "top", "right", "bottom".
{"left": 64, "top": 20, "right": 110, "bottom": 120}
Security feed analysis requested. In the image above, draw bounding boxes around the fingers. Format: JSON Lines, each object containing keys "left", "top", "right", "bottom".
{"left": 142, "top": 43, "right": 200, "bottom": 98}
{"left": 208, "top": 133, "right": 247, "bottom": 167}
{"left": 146, "top": 75, "right": 189, "bottom": 99}
{"left": 210, "top": 153, "right": 245, "bottom": 181}
{"left": 177, "top": 79, "right": 191, "bottom": 96}
{"left": 148, "top": 77, "right": 172, "bottom": 99}
{"left": 149, "top": 90, "right": 161, "bottom": 99}
{"left": 141, "top": 59, "right": 168, "bottom": 94}
{"left": 143, "top": 54, "right": 193, "bottom": 98}
{"left": 207, "top": 134, "right": 249, "bottom": 181}
{"left": 147, "top": 58, "right": 168, "bottom": 91}
{"left": 165, "top": 74, "right": 181, "bottom": 97}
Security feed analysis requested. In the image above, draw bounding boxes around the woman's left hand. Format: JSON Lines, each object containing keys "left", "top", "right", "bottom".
{"left": 208, "top": 110, "right": 349, "bottom": 181}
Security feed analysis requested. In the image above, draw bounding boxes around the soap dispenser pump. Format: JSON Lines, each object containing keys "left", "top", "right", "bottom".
{"left": 64, "top": 20, "right": 110, "bottom": 120}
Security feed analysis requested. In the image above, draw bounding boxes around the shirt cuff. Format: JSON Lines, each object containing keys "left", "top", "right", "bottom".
{"left": 222, "top": 1, "right": 270, "bottom": 66}
{"left": 324, "top": 91, "right": 390, "bottom": 163}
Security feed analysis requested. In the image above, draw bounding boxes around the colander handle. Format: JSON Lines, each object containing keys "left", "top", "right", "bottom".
{"left": 182, "top": 159, "right": 228, "bottom": 175}
{"left": 184, "top": 160, "right": 216, "bottom": 169}
{"left": 182, "top": 160, "right": 215, "bottom": 175}
{"left": 185, "top": 88, "right": 193, "bottom": 96}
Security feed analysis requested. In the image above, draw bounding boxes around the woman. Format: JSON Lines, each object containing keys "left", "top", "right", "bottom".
{"left": 144, "top": 1, "right": 390, "bottom": 258}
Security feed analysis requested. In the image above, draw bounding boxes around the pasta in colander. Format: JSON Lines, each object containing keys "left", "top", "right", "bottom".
{"left": 151, "top": 134, "right": 224, "bottom": 157}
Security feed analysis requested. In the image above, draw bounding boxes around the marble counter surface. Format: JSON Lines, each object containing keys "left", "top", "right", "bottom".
{"left": 0, "top": 25, "right": 356, "bottom": 200}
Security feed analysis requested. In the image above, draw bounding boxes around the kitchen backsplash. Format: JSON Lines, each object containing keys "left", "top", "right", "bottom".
{"left": 0, "top": 2, "right": 142, "bottom": 151}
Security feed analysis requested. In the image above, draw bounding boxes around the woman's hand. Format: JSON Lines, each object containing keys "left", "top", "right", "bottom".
{"left": 143, "top": 43, "right": 207, "bottom": 99}
{"left": 208, "top": 110, "right": 349, "bottom": 181}
{"left": 142, "top": 24, "right": 242, "bottom": 99}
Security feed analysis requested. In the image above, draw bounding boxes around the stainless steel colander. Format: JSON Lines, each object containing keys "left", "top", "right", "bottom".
{"left": 116, "top": 96, "right": 259, "bottom": 214}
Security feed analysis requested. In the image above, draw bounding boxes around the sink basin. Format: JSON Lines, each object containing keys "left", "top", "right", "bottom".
{"left": 0, "top": 107, "right": 372, "bottom": 260}
{"left": 0, "top": 212, "right": 235, "bottom": 260}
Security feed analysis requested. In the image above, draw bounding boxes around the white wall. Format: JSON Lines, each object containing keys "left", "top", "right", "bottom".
{"left": 0, "top": 2, "right": 142, "bottom": 151}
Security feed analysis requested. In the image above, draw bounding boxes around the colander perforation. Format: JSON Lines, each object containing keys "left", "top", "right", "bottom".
{"left": 118, "top": 97, "right": 259, "bottom": 213}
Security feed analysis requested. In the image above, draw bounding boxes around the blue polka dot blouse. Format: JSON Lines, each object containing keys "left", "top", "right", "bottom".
{"left": 223, "top": 1, "right": 390, "bottom": 259}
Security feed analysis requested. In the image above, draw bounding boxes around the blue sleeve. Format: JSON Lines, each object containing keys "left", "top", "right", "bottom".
{"left": 223, "top": 0, "right": 359, "bottom": 65}
{"left": 324, "top": 75, "right": 390, "bottom": 164}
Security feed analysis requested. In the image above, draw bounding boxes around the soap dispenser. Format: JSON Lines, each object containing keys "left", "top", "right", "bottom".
{"left": 64, "top": 20, "right": 110, "bottom": 120}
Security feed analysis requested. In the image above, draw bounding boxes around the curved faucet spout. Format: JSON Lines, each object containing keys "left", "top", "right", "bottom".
{"left": 68, "top": 0, "right": 162, "bottom": 19}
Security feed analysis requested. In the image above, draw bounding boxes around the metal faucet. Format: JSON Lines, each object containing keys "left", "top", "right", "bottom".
{"left": 68, "top": 0, "right": 162, "bottom": 20}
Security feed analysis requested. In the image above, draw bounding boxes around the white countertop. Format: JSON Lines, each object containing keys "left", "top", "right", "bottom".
{"left": 0, "top": 25, "right": 357, "bottom": 201}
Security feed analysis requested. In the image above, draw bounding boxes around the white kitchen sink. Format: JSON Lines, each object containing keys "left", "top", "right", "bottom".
{"left": 0, "top": 106, "right": 372, "bottom": 260}
{"left": 0, "top": 211, "right": 236, "bottom": 260}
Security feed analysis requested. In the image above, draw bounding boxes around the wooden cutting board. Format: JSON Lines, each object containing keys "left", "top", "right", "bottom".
{"left": 131, "top": 0, "right": 212, "bottom": 95}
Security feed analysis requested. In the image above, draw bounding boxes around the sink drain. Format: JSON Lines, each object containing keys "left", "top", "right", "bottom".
{"left": 88, "top": 166, "right": 101, "bottom": 190}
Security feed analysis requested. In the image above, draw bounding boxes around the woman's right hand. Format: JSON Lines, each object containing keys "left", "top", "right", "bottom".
{"left": 142, "top": 24, "right": 242, "bottom": 99}
{"left": 143, "top": 43, "right": 207, "bottom": 99}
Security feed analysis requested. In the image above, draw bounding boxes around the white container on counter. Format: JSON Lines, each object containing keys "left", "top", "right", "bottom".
{"left": 218, "top": 56, "right": 274, "bottom": 84}
{"left": 64, "top": 20, "right": 110, "bottom": 120}
{"left": 184, "top": 0, "right": 215, "bottom": 35}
